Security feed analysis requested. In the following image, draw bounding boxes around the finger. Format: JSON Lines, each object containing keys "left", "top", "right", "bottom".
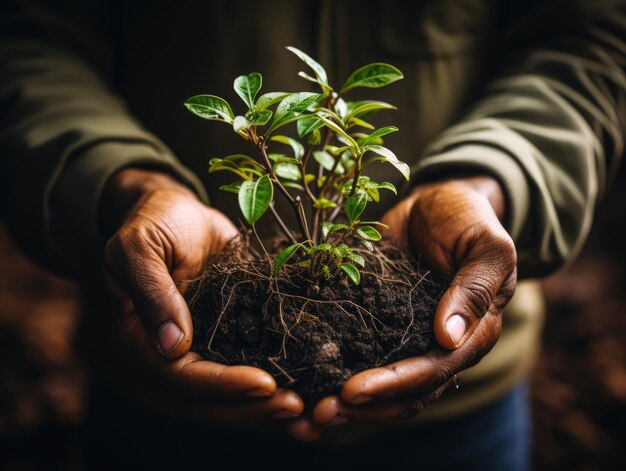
{"left": 341, "top": 309, "right": 502, "bottom": 404}
{"left": 105, "top": 227, "right": 193, "bottom": 359}
{"left": 288, "top": 384, "right": 451, "bottom": 441}
{"left": 113, "top": 310, "right": 278, "bottom": 399}
{"left": 434, "top": 224, "right": 516, "bottom": 350}
{"left": 165, "top": 355, "right": 278, "bottom": 399}
{"left": 178, "top": 388, "right": 304, "bottom": 425}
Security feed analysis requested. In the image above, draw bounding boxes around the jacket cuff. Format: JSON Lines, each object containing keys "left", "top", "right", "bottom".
{"left": 412, "top": 144, "right": 530, "bottom": 241}
{"left": 49, "top": 140, "right": 208, "bottom": 272}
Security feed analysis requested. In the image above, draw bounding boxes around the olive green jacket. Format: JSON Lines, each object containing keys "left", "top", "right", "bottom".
{"left": 1, "top": 0, "right": 624, "bottom": 428}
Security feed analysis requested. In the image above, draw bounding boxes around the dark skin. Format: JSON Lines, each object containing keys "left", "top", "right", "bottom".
{"left": 100, "top": 168, "right": 516, "bottom": 437}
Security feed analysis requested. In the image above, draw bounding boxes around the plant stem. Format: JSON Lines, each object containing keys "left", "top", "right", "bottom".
{"left": 269, "top": 204, "right": 298, "bottom": 245}
{"left": 248, "top": 129, "right": 312, "bottom": 244}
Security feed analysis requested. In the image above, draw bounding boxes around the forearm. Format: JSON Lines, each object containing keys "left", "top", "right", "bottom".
{"left": 0, "top": 3, "right": 207, "bottom": 275}
{"left": 413, "top": 0, "right": 626, "bottom": 277}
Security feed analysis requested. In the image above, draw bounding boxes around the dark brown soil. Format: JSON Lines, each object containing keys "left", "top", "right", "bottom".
{"left": 184, "top": 241, "right": 447, "bottom": 407}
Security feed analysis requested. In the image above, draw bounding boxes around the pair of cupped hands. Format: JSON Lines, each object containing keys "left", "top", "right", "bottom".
{"left": 100, "top": 167, "right": 517, "bottom": 442}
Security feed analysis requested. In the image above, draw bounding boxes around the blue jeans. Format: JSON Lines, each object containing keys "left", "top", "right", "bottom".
{"left": 386, "top": 382, "right": 532, "bottom": 470}
{"left": 86, "top": 382, "right": 531, "bottom": 470}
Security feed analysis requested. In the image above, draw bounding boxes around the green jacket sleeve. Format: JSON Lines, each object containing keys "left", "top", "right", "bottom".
{"left": 412, "top": 0, "right": 625, "bottom": 277}
{"left": 0, "top": 2, "right": 207, "bottom": 275}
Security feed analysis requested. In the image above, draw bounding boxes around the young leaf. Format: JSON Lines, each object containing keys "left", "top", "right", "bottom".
{"left": 238, "top": 174, "right": 273, "bottom": 224}
{"left": 322, "top": 222, "right": 348, "bottom": 239}
{"left": 367, "top": 181, "right": 397, "bottom": 194}
{"left": 219, "top": 181, "right": 243, "bottom": 194}
{"left": 233, "top": 110, "right": 272, "bottom": 133}
{"left": 348, "top": 116, "right": 375, "bottom": 130}
{"left": 340, "top": 63, "right": 404, "bottom": 93}
{"left": 317, "top": 115, "right": 358, "bottom": 150}
{"left": 336, "top": 244, "right": 365, "bottom": 267}
{"left": 234, "top": 72, "right": 262, "bottom": 109}
{"left": 286, "top": 46, "right": 328, "bottom": 86}
{"left": 269, "top": 92, "right": 322, "bottom": 133}
{"left": 345, "top": 101, "right": 396, "bottom": 123}
{"left": 274, "top": 243, "right": 302, "bottom": 274}
{"left": 184, "top": 95, "right": 235, "bottom": 123}
{"left": 344, "top": 192, "right": 368, "bottom": 225}
{"left": 313, "top": 150, "right": 336, "bottom": 172}
{"left": 274, "top": 162, "right": 301, "bottom": 180}
{"left": 255, "top": 92, "right": 290, "bottom": 111}
{"left": 340, "top": 263, "right": 361, "bottom": 285}
{"left": 270, "top": 135, "right": 305, "bottom": 160}
{"left": 360, "top": 221, "right": 390, "bottom": 230}
{"left": 363, "top": 145, "right": 411, "bottom": 180}
{"left": 356, "top": 225, "right": 382, "bottom": 241}
{"left": 297, "top": 115, "right": 324, "bottom": 138}
{"left": 314, "top": 198, "right": 337, "bottom": 209}
{"left": 359, "top": 126, "right": 399, "bottom": 146}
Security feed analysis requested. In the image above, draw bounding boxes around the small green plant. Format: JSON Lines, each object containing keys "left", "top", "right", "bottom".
{"left": 184, "top": 47, "right": 408, "bottom": 285}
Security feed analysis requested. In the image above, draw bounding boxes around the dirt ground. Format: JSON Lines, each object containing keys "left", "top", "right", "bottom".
{"left": 1, "top": 169, "right": 625, "bottom": 469}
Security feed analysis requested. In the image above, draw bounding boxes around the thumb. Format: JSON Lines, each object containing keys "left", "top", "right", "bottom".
{"left": 433, "top": 225, "right": 517, "bottom": 350}
{"left": 105, "top": 229, "right": 193, "bottom": 359}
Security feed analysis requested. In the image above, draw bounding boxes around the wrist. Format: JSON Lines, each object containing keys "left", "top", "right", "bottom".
{"left": 99, "top": 167, "right": 197, "bottom": 238}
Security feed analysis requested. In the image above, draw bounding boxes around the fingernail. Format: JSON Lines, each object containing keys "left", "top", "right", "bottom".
{"left": 272, "top": 411, "right": 301, "bottom": 420}
{"left": 247, "top": 388, "right": 273, "bottom": 398}
{"left": 350, "top": 394, "right": 373, "bottom": 405}
{"left": 446, "top": 315, "right": 467, "bottom": 346}
{"left": 327, "top": 415, "right": 349, "bottom": 427}
{"left": 158, "top": 321, "right": 184, "bottom": 354}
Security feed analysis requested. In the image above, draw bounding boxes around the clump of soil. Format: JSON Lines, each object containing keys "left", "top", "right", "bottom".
{"left": 184, "top": 240, "right": 447, "bottom": 407}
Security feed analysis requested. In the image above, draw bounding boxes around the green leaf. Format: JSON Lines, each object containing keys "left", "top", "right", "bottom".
{"left": 286, "top": 46, "right": 329, "bottom": 86}
{"left": 367, "top": 181, "right": 397, "bottom": 195}
{"left": 348, "top": 116, "right": 375, "bottom": 130}
{"left": 321, "top": 222, "right": 349, "bottom": 239}
{"left": 255, "top": 92, "right": 290, "bottom": 111}
{"left": 308, "top": 129, "right": 321, "bottom": 145}
{"left": 234, "top": 72, "right": 262, "bottom": 109}
{"left": 340, "top": 263, "right": 361, "bottom": 285}
{"left": 283, "top": 181, "right": 305, "bottom": 191}
{"left": 274, "top": 162, "right": 301, "bottom": 181}
{"left": 268, "top": 153, "right": 298, "bottom": 164}
{"left": 344, "top": 192, "right": 368, "bottom": 225}
{"left": 233, "top": 110, "right": 273, "bottom": 133}
{"left": 345, "top": 101, "right": 396, "bottom": 123}
{"left": 274, "top": 243, "right": 302, "bottom": 274}
{"left": 306, "top": 243, "right": 332, "bottom": 254}
{"left": 297, "top": 115, "right": 324, "bottom": 138}
{"left": 340, "top": 63, "right": 404, "bottom": 93}
{"left": 219, "top": 181, "right": 243, "bottom": 194}
{"left": 314, "top": 198, "right": 337, "bottom": 209}
{"left": 363, "top": 145, "right": 411, "bottom": 180}
{"left": 359, "top": 239, "right": 375, "bottom": 251}
{"left": 317, "top": 115, "right": 358, "bottom": 150}
{"left": 184, "top": 95, "right": 235, "bottom": 123}
{"left": 336, "top": 244, "right": 365, "bottom": 267}
{"left": 365, "top": 187, "right": 380, "bottom": 202}
{"left": 357, "top": 225, "right": 382, "bottom": 241}
{"left": 326, "top": 145, "right": 350, "bottom": 156}
{"left": 238, "top": 175, "right": 273, "bottom": 224}
{"left": 313, "top": 150, "right": 344, "bottom": 174}
{"left": 359, "top": 126, "right": 399, "bottom": 146}
{"left": 269, "top": 92, "right": 322, "bottom": 133}
{"left": 270, "top": 135, "right": 305, "bottom": 160}
{"left": 360, "top": 221, "right": 389, "bottom": 230}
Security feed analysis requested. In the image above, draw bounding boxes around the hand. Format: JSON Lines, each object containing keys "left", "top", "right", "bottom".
{"left": 287, "top": 176, "right": 517, "bottom": 440}
{"left": 99, "top": 168, "right": 303, "bottom": 424}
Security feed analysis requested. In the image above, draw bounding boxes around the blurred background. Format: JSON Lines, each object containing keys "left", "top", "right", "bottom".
{"left": 1, "top": 168, "right": 625, "bottom": 470}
